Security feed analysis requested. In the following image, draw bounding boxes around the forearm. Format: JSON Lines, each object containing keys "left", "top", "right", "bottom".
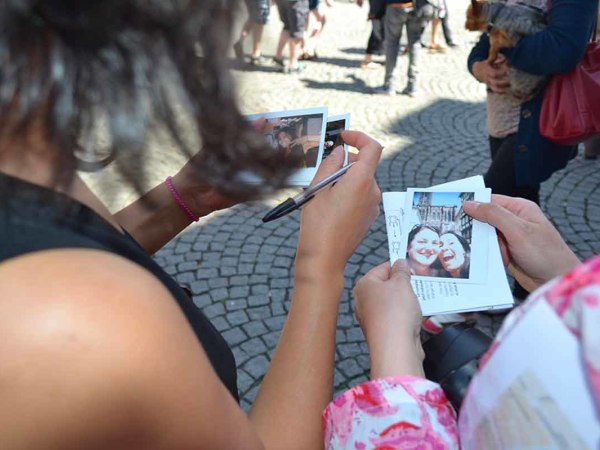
{"left": 369, "top": 334, "right": 424, "bottom": 379}
{"left": 249, "top": 257, "right": 344, "bottom": 449}
{"left": 114, "top": 180, "right": 193, "bottom": 255}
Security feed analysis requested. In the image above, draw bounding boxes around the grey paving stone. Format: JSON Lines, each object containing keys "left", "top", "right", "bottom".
{"left": 237, "top": 369, "right": 255, "bottom": 394}
{"left": 241, "top": 337, "right": 268, "bottom": 357}
{"left": 338, "top": 359, "right": 364, "bottom": 379}
{"left": 190, "top": 280, "right": 209, "bottom": 295}
{"left": 242, "top": 321, "right": 268, "bottom": 338}
{"left": 243, "top": 355, "right": 270, "bottom": 380}
{"left": 192, "top": 294, "right": 212, "bottom": 309}
{"left": 222, "top": 328, "right": 248, "bottom": 347}
{"left": 261, "top": 330, "right": 282, "bottom": 349}
{"left": 248, "top": 295, "right": 270, "bottom": 307}
{"left": 227, "top": 310, "right": 250, "bottom": 327}
{"left": 247, "top": 306, "right": 270, "bottom": 321}
{"left": 208, "top": 277, "right": 228, "bottom": 289}
{"left": 230, "top": 286, "right": 250, "bottom": 299}
{"left": 210, "top": 287, "right": 229, "bottom": 302}
{"left": 202, "top": 302, "right": 225, "bottom": 319}
{"left": 225, "top": 299, "right": 248, "bottom": 311}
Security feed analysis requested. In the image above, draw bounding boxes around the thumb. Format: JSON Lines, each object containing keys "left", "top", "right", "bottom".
{"left": 390, "top": 259, "right": 412, "bottom": 282}
{"left": 464, "top": 200, "right": 524, "bottom": 242}
{"left": 309, "top": 146, "right": 344, "bottom": 187}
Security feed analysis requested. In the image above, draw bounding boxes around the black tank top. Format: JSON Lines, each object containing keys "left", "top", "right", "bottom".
{"left": 0, "top": 172, "right": 238, "bottom": 401}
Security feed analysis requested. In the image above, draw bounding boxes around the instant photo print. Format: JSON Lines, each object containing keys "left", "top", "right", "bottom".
{"left": 402, "top": 189, "right": 489, "bottom": 285}
{"left": 323, "top": 113, "right": 350, "bottom": 165}
{"left": 245, "top": 107, "right": 328, "bottom": 187}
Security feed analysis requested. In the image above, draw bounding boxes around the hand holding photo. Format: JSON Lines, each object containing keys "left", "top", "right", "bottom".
{"left": 245, "top": 107, "right": 327, "bottom": 186}
{"left": 383, "top": 176, "right": 513, "bottom": 316}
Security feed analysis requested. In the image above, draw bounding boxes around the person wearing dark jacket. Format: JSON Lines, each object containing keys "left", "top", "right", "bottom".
{"left": 468, "top": 0, "right": 597, "bottom": 300}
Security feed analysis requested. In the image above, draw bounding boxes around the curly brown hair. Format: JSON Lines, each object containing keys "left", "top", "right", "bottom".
{"left": 0, "top": 0, "right": 295, "bottom": 198}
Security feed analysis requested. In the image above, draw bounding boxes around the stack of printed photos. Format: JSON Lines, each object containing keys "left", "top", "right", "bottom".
{"left": 383, "top": 176, "right": 514, "bottom": 316}
{"left": 245, "top": 107, "right": 350, "bottom": 186}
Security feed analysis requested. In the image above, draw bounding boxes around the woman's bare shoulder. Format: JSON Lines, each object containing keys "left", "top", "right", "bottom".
{"left": 0, "top": 249, "right": 261, "bottom": 449}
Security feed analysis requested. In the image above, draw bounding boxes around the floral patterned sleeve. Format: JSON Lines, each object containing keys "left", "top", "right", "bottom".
{"left": 322, "top": 375, "right": 459, "bottom": 449}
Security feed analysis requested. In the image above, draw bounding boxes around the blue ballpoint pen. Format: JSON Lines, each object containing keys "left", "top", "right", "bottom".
{"left": 262, "top": 162, "right": 356, "bottom": 223}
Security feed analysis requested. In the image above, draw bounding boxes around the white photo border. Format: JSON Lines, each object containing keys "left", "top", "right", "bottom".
{"left": 326, "top": 113, "right": 350, "bottom": 166}
{"left": 400, "top": 188, "right": 492, "bottom": 285}
{"left": 245, "top": 106, "right": 328, "bottom": 187}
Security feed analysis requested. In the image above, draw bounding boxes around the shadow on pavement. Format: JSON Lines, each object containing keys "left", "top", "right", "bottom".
{"left": 302, "top": 74, "right": 371, "bottom": 93}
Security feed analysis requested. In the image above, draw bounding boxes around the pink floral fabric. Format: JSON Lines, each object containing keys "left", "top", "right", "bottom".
{"left": 323, "top": 256, "right": 600, "bottom": 449}
{"left": 322, "top": 376, "right": 459, "bottom": 449}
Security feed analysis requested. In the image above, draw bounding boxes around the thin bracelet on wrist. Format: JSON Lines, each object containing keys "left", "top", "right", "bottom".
{"left": 165, "top": 176, "right": 200, "bottom": 222}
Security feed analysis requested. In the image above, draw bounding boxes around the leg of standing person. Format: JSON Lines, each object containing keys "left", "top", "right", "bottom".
{"left": 234, "top": 15, "right": 252, "bottom": 60}
{"left": 274, "top": 0, "right": 290, "bottom": 66}
{"left": 362, "top": 16, "right": 385, "bottom": 67}
{"left": 484, "top": 135, "right": 540, "bottom": 204}
{"left": 249, "top": 0, "right": 271, "bottom": 62}
{"left": 441, "top": 12, "right": 456, "bottom": 46}
{"left": 285, "top": 0, "right": 310, "bottom": 72}
{"left": 485, "top": 134, "right": 539, "bottom": 301}
{"left": 584, "top": 136, "right": 600, "bottom": 160}
{"left": 302, "top": 0, "right": 325, "bottom": 59}
{"left": 379, "top": 5, "right": 406, "bottom": 94}
{"left": 402, "top": 13, "right": 424, "bottom": 97}
{"left": 430, "top": 18, "right": 445, "bottom": 51}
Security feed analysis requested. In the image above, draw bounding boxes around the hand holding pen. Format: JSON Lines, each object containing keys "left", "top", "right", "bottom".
{"left": 292, "top": 131, "right": 383, "bottom": 274}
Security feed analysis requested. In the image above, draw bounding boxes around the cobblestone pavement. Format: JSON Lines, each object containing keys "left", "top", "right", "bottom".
{"left": 114, "top": 1, "right": 600, "bottom": 411}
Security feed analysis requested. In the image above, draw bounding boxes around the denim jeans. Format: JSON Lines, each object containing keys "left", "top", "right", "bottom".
{"left": 383, "top": 5, "right": 423, "bottom": 89}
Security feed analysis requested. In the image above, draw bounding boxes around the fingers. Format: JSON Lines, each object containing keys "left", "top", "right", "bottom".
{"left": 363, "top": 261, "right": 392, "bottom": 282}
{"left": 464, "top": 200, "right": 525, "bottom": 242}
{"left": 390, "top": 259, "right": 412, "bottom": 282}
{"left": 347, "top": 152, "right": 359, "bottom": 164}
{"left": 341, "top": 130, "right": 383, "bottom": 179}
{"left": 309, "top": 146, "right": 344, "bottom": 187}
{"left": 489, "top": 194, "right": 542, "bottom": 221}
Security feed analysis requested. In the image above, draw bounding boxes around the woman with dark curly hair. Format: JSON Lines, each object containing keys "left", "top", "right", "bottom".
{"left": 0, "top": 1, "right": 383, "bottom": 448}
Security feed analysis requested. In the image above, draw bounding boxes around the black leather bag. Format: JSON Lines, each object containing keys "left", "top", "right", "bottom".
{"left": 423, "top": 322, "right": 493, "bottom": 411}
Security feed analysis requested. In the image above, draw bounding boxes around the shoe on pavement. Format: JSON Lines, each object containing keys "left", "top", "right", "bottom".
{"left": 360, "top": 60, "right": 382, "bottom": 69}
{"left": 282, "top": 63, "right": 305, "bottom": 74}
{"left": 233, "top": 41, "right": 244, "bottom": 60}
{"left": 250, "top": 55, "right": 267, "bottom": 66}
{"left": 273, "top": 57, "right": 285, "bottom": 67}
{"left": 373, "top": 84, "right": 396, "bottom": 95}
{"left": 401, "top": 85, "right": 417, "bottom": 97}
{"left": 429, "top": 43, "right": 447, "bottom": 53}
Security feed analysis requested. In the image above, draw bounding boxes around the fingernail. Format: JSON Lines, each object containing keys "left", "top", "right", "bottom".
{"left": 464, "top": 200, "right": 480, "bottom": 210}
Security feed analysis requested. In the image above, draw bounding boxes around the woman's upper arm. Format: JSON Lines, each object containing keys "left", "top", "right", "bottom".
{"left": 0, "top": 249, "right": 263, "bottom": 450}
{"left": 503, "top": 0, "right": 597, "bottom": 75}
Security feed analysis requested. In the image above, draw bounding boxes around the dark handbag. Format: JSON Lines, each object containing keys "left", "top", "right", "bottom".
{"left": 539, "top": 11, "right": 600, "bottom": 146}
{"left": 423, "top": 322, "right": 492, "bottom": 411}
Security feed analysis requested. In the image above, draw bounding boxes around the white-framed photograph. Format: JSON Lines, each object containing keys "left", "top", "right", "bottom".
{"left": 324, "top": 113, "right": 350, "bottom": 165}
{"left": 401, "top": 189, "right": 490, "bottom": 284}
{"left": 245, "top": 107, "right": 328, "bottom": 186}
